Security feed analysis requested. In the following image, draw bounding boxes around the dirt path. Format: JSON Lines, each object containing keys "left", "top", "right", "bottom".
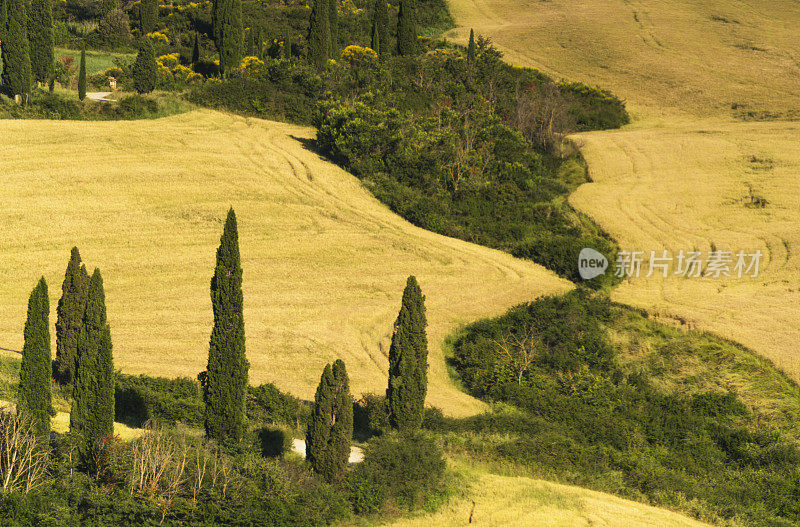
{"left": 291, "top": 438, "right": 364, "bottom": 464}
{"left": 86, "top": 92, "right": 113, "bottom": 102}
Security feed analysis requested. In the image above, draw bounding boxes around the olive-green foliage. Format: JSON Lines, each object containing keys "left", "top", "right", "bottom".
{"left": 70, "top": 269, "right": 115, "bottom": 464}
{"left": 307, "top": 0, "right": 329, "bottom": 70}
{"left": 28, "top": 0, "right": 54, "bottom": 85}
{"left": 371, "top": 0, "right": 389, "bottom": 59}
{"left": 55, "top": 247, "right": 89, "bottom": 387}
{"left": 192, "top": 31, "right": 201, "bottom": 63}
{"left": 212, "top": 0, "right": 243, "bottom": 74}
{"left": 283, "top": 33, "right": 291, "bottom": 60}
{"left": 77, "top": 46, "right": 86, "bottom": 100}
{"left": 467, "top": 28, "right": 475, "bottom": 62}
{"left": 327, "top": 0, "right": 338, "bottom": 57}
{"left": 139, "top": 0, "right": 158, "bottom": 34}
{"left": 0, "top": 0, "right": 31, "bottom": 97}
{"left": 132, "top": 38, "right": 156, "bottom": 94}
{"left": 204, "top": 208, "right": 249, "bottom": 445}
{"left": 387, "top": 276, "right": 428, "bottom": 431}
{"left": 306, "top": 359, "right": 353, "bottom": 483}
{"left": 18, "top": 278, "right": 53, "bottom": 443}
{"left": 444, "top": 292, "right": 800, "bottom": 526}
{"left": 396, "top": 0, "right": 417, "bottom": 57}
{"left": 115, "top": 373, "right": 204, "bottom": 427}
{"left": 245, "top": 27, "right": 255, "bottom": 56}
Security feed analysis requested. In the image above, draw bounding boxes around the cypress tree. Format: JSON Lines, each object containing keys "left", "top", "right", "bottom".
{"left": 307, "top": 0, "right": 329, "bottom": 70}
{"left": 371, "top": 0, "right": 389, "bottom": 59}
{"left": 245, "top": 27, "right": 255, "bottom": 57}
{"left": 396, "top": 0, "right": 417, "bottom": 57}
{"left": 55, "top": 247, "right": 89, "bottom": 387}
{"left": 328, "top": 0, "right": 338, "bottom": 58}
{"left": 18, "top": 278, "right": 53, "bottom": 444}
{"left": 204, "top": 208, "right": 248, "bottom": 445}
{"left": 133, "top": 38, "right": 157, "bottom": 94}
{"left": 70, "top": 269, "right": 114, "bottom": 463}
{"left": 467, "top": 28, "right": 476, "bottom": 63}
{"left": 306, "top": 359, "right": 352, "bottom": 483}
{"left": 78, "top": 45, "right": 86, "bottom": 101}
{"left": 386, "top": 276, "right": 428, "bottom": 431}
{"left": 192, "top": 31, "right": 201, "bottom": 63}
{"left": 28, "top": 0, "right": 54, "bottom": 86}
{"left": 0, "top": 0, "right": 32, "bottom": 99}
{"left": 139, "top": 0, "right": 157, "bottom": 34}
{"left": 283, "top": 33, "right": 291, "bottom": 60}
{"left": 256, "top": 27, "right": 264, "bottom": 58}
{"left": 212, "top": 0, "right": 243, "bottom": 75}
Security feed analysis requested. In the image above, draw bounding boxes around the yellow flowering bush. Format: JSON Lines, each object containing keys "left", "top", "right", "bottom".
{"left": 157, "top": 64, "right": 173, "bottom": 79}
{"left": 146, "top": 31, "right": 170, "bottom": 45}
{"left": 240, "top": 56, "right": 265, "bottom": 74}
{"left": 104, "top": 66, "right": 124, "bottom": 78}
{"left": 157, "top": 53, "right": 180, "bottom": 69}
{"left": 186, "top": 72, "right": 204, "bottom": 84}
{"left": 172, "top": 64, "right": 194, "bottom": 81}
{"left": 341, "top": 45, "right": 377, "bottom": 64}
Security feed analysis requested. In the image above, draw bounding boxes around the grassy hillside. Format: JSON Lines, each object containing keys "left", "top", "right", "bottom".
{"left": 0, "top": 110, "right": 571, "bottom": 417}
{"left": 446, "top": 0, "right": 800, "bottom": 382}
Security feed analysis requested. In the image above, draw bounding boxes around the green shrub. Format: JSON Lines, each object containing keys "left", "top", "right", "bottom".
{"left": 115, "top": 373, "right": 203, "bottom": 427}
{"left": 248, "top": 382, "right": 301, "bottom": 428}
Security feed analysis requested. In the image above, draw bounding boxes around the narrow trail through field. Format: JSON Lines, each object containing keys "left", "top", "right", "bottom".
{"left": 0, "top": 110, "right": 571, "bottom": 417}
{"left": 446, "top": 0, "right": 800, "bottom": 381}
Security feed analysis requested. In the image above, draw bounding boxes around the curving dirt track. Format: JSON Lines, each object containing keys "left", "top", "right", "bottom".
{"left": 446, "top": 0, "right": 800, "bottom": 381}
{"left": 0, "top": 110, "right": 571, "bottom": 416}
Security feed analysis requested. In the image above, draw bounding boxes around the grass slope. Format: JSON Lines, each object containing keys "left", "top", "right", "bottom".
{"left": 446, "top": 0, "right": 800, "bottom": 382}
{"left": 0, "top": 110, "right": 571, "bottom": 417}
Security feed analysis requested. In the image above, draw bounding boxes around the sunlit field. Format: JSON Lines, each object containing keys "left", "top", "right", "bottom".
{"left": 0, "top": 110, "right": 571, "bottom": 416}
{"left": 447, "top": 0, "right": 800, "bottom": 381}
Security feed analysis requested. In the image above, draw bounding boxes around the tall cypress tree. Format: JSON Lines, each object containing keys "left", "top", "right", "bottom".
{"left": 396, "top": 0, "right": 417, "bottom": 57}
{"left": 28, "top": 0, "right": 54, "bottom": 86}
{"left": 283, "top": 33, "right": 291, "bottom": 60}
{"left": 467, "top": 28, "right": 476, "bottom": 63}
{"left": 328, "top": 0, "right": 338, "bottom": 58}
{"left": 212, "top": 0, "right": 243, "bottom": 75}
{"left": 0, "top": 0, "right": 32, "bottom": 99}
{"left": 70, "top": 269, "right": 114, "bottom": 463}
{"left": 306, "top": 359, "right": 352, "bottom": 483}
{"left": 133, "top": 38, "right": 157, "bottom": 94}
{"left": 307, "top": 0, "right": 329, "bottom": 70}
{"left": 192, "top": 32, "right": 201, "bottom": 63}
{"left": 55, "top": 247, "right": 89, "bottom": 387}
{"left": 371, "top": 0, "right": 389, "bottom": 59}
{"left": 78, "top": 45, "right": 86, "bottom": 101}
{"left": 139, "top": 0, "right": 157, "bottom": 34}
{"left": 386, "top": 276, "right": 428, "bottom": 431}
{"left": 204, "top": 208, "right": 248, "bottom": 445}
{"left": 245, "top": 27, "right": 255, "bottom": 56}
{"left": 19, "top": 278, "right": 53, "bottom": 444}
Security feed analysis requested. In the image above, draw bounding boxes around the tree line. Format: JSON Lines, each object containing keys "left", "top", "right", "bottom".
{"left": 13, "top": 207, "right": 430, "bottom": 485}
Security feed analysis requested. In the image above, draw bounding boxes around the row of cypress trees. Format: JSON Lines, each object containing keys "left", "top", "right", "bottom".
{"left": 0, "top": 0, "right": 54, "bottom": 99}
{"left": 18, "top": 248, "right": 114, "bottom": 465}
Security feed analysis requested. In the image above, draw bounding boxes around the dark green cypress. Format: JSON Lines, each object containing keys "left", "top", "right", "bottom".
{"left": 212, "top": 0, "right": 243, "bottom": 75}
{"left": 370, "top": 14, "right": 379, "bottom": 55}
{"left": 371, "top": 0, "right": 389, "bottom": 59}
{"left": 70, "top": 269, "right": 114, "bottom": 463}
{"left": 77, "top": 45, "right": 86, "bottom": 101}
{"left": 386, "top": 276, "right": 428, "bottom": 431}
{"left": 307, "top": 0, "right": 329, "bottom": 70}
{"left": 396, "top": 0, "right": 417, "bottom": 57}
{"left": 204, "top": 208, "right": 248, "bottom": 445}
{"left": 28, "top": 0, "right": 54, "bottom": 85}
{"left": 306, "top": 359, "right": 352, "bottom": 483}
{"left": 55, "top": 247, "right": 89, "bottom": 387}
{"left": 467, "top": 28, "right": 476, "bottom": 63}
{"left": 139, "top": 0, "right": 157, "bottom": 34}
{"left": 192, "top": 32, "right": 201, "bottom": 63}
{"left": 256, "top": 27, "right": 264, "bottom": 58}
{"left": 133, "top": 38, "right": 157, "bottom": 94}
{"left": 328, "top": 0, "right": 338, "bottom": 58}
{"left": 0, "top": 0, "right": 32, "bottom": 98}
{"left": 245, "top": 27, "right": 255, "bottom": 57}
{"left": 19, "top": 278, "right": 53, "bottom": 444}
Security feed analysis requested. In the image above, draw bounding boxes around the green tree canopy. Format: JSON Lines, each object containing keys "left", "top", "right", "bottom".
{"left": 306, "top": 359, "right": 352, "bottom": 482}
{"left": 19, "top": 278, "right": 53, "bottom": 443}
{"left": 396, "top": 0, "right": 417, "bottom": 57}
{"left": 212, "top": 0, "right": 243, "bottom": 74}
{"left": 139, "top": 0, "right": 157, "bottom": 34}
{"left": 204, "top": 208, "right": 249, "bottom": 445}
{"left": 55, "top": 247, "right": 89, "bottom": 387}
{"left": 133, "top": 38, "right": 157, "bottom": 94}
{"left": 386, "top": 276, "right": 428, "bottom": 431}
{"left": 28, "top": 0, "right": 54, "bottom": 85}
{"left": 0, "top": 0, "right": 32, "bottom": 98}
{"left": 307, "top": 0, "right": 329, "bottom": 70}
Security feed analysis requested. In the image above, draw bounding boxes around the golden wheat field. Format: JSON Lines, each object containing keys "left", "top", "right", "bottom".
{"left": 0, "top": 110, "right": 571, "bottom": 416}
{"left": 447, "top": 0, "right": 800, "bottom": 381}
{"left": 382, "top": 466, "right": 709, "bottom": 527}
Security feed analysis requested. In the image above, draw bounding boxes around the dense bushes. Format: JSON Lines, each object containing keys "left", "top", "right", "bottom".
{"left": 445, "top": 292, "right": 800, "bottom": 526}
{"left": 115, "top": 373, "right": 204, "bottom": 427}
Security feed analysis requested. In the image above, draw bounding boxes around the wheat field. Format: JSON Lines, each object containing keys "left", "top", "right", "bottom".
{"left": 447, "top": 0, "right": 800, "bottom": 381}
{"left": 0, "top": 110, "right": 571, "bottom": 417}
{"left": 383, "top": 466, "right": 709, "bottom": 527}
